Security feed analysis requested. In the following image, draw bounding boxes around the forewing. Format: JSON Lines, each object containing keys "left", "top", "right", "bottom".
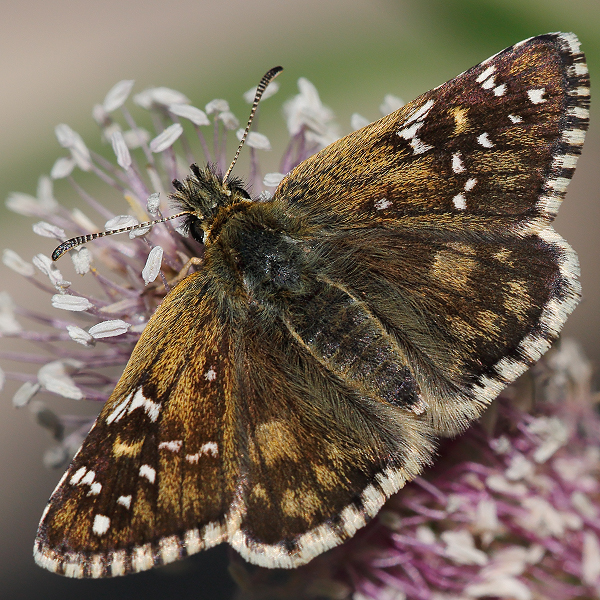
{"left": 274, "top": 33, "right": 589, "bottom": 237}
{"left": 34, "top": 270, "right": 243, "bottom": 578}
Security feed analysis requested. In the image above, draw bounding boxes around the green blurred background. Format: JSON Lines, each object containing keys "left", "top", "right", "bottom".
{"left": 1, "top": 1, "right": 598, "bottom": 598}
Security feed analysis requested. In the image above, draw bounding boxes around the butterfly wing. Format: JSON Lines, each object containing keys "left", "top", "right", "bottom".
{"left": 272, "top": 32, "right": 589, "bottom": 433}
{"left": 230, "top": 281, "right": 435, "bottom": 567}
{"left": 34, "top": 270, "right": 245, "bottom": 577}
{"left": 276, "top": 33, "right": 588, "bottom": 233}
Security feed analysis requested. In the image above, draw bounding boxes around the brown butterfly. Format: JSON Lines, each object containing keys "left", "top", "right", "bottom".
{"left": 35, "top": 32, "right": 589, "bottom": 577}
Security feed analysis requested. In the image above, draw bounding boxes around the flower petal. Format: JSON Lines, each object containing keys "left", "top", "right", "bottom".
{"left": 105, "top": 215, "right": 138, "bottom": 230}
{"left": 51, "top": 295, "right": 93, "bottom": 312}
{"left": 205, "top": 98, "right": 229, "bottom": 114}
{"left": 168, "top": 104, "right": 210, "bottom": 126}
{"left": 55, "top": 124, "right": 92, "bottom": 171}
{"left": 13, "top": 381, "right": 40, "bottom": 407}
{"left": 89, "top": 319, "right": 131, "bottom": 339}
{"left": 441, "top": 530, "right": 488, "bottom": 566}
{"left": 582, "top": 531, "right": 600, "bottom": 585}
{"left": 33, "top": 253, "right": 68, "bottom": 288}
{"left": 71, "top": 247, "right": 91, "bottom": 275}
{"left": 3, "top": 249, "right": 35, "bottom": 277}
{"left": 150, "top": 124, "right": 183, "bottom": 153}
{"left": 134, "top": 87, "right": 190, "bottom": 109}
{"left": 6, "top": 192, "right": 44, "bottom": 217}
{"left": 243, "top": 81, "right": 279, "bottom": 103}
{"left": 122, "top": 128, "right": 151, "bottom": 149}
{"left": 103, "top": 79, "right": 135, "bottom": 112}
{"left": 67, "top": 325, "right": 94, "bottom": 346}
{"left": 142, "top": 246, "right": 163, "bottom": 284}
{"left": 0, "top": 291, "right": 22, "bottom": 334}
{"left": 379, "top": 94, "right": 404, "bottom": 115}
{"left": 111, "top": 130, "right": 132, "bottom": 169}
{"left": 236, "top": 130, "right": 271, "bottom": 150}
{"left": 263, "top": 172, "right": 285, "bottom": 187}
{"left": 146, "top": 193, "right": 161, "bottom": 216}
{"left": 50, "top": 157, "right": 76, "bottom": 179}
{"left": 218, "top": 111, "right": 239, "bottom": 130}
{"left": 38, "top": 360, "right": 84, "bottom": 400}
{"left": 351, "top": 113, "right": 370, "bottom": 131}
{"left": 466, "top": 577, "right": 531, "bottom": 600}
{"left": 32, "top": 222, "right": 66, "bottom": 239}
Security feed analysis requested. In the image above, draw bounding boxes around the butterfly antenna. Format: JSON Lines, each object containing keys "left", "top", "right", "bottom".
{"left": 51, "top": 211, "right": 192, "bottom": 261}
{"left": 222, "top": 66, "right": 283, "bottom": 184}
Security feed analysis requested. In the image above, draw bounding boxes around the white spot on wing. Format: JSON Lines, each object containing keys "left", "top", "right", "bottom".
{"left": 88, "top": 482, "right": 102, "bottom": 496}
{"left": 464, "top": 178, "right": 477, "bottom": 191}
{"left": 410, "top": 137, "right": 433, "bottom": 155}
{"left": 185, "top": 441, "right": 219, "bottom": 463}
{"left": 493, "top": 84, "right": 506, "bottom": 96}
{"left": 476, "top": 65, "right": 496, "bottom": 83}
{"left": 111, "top": 551, "right": 126, "bottom": 576}
{"left": 69, "top": 466, "right": 87, "bottom": 485}
{"left": 80, "top": 470, "right": 96, "bottom": 486}
{"left": 132, "top": 543, "right": 154, "bottom": 573}
{"left": 508, "top": 114, "right": 522, "bottom": 123}
{"left": 405, "top": 99, "right": 434, "bottom": 125}
{"left": 204, "top": 368, "right": 217, "bottom": 381}
{"left": 374, "top": 198, "right": 392, "bottom": 210}
{"left": 92, "top": 514, "right": 110, "bottom": 536}
{"left": 117, "top": 495, "right": 132, "bottom": 509}
{"left": 397, "top": 121, "right": 422, "bottom": 140}
{"left": 128, "top": 388, "right": 160, "bottom": 422}
{"left": 201, "top": 441, "right": 219, "bottom": 457}
{"left": 527, "top": 88, "right": 546, "bottom": 104}
{"left": 139, "top": 464, "right": 156, "bottom": 483}
{"left": 160, "top": 536, "right": 181, "bottom": 565}
{"left": 477, "top": 133, "right": 494, "bottom": 148}
{"left": 453, "top": 193, "right": 467, "bottom": 210}
{"left": 106, "top": 394, "right": 131, "bottom": 425}
{"left": 159, "top": 440, "right": 182, "bottom": 453}
{"left": 480, "top": 76, "right": 495, "bottom": 90}
{"left": 452, "top": 152, "right": 465, "bottom": 173}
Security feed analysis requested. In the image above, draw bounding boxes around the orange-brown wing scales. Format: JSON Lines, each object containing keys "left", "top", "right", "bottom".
{"left": 274, "top": 35, "right": 587, "bottom": 236}
{"left": 35, "top": 271, "right": 242, "bottom": 577}
{"left": 33, "top": 32, "right": 589, "bottom": 577}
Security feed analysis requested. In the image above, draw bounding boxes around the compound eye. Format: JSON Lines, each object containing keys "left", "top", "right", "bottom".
{"left": 185, "top": 215, "right": 205, "bottom": 244}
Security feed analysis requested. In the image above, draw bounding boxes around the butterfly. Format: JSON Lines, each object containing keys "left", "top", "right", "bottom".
{"left": 34, "top": 32, "right": 589, "bottom": 577}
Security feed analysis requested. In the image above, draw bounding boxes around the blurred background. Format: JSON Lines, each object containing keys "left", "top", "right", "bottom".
{"left": 1, "top": 1, "right": 598, "bottom": 598}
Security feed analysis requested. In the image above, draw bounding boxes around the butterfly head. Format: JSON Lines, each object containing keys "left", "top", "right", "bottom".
{"left": 170, "top": 163, "right": 252, "bottom": 245}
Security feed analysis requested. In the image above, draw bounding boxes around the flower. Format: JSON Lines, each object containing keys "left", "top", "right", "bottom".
{"left": 232, "top": 340, "right": 600, "bottom": 600}
{"left": 1, "top": 75, "right": 343, "bottom": 468}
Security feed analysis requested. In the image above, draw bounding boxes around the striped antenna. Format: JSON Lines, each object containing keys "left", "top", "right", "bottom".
{"left": 53, "top": 67, "right": 283, "bottom": 261}
{"left": 222, "top": 66, "right": 283, "bottom": 184}
{"left": 52, "top": 212, "right": 191, "bottom": 261}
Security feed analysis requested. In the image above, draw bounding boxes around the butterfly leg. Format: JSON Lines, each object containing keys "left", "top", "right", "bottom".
{"left": 168, "top": 256, "right": 204, "bottom": 288}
